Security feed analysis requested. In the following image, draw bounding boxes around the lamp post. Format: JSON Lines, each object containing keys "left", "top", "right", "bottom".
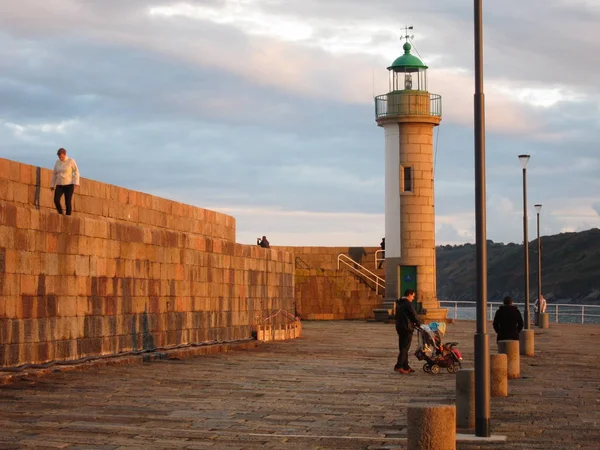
{"left": 519, "top": 154, "right": 531, "bottom": 329}
{"left": 474, "top": 0, "right": 490, "bottom": 437}
{"left": 535, "top": 204, "right": 542, "bottom": 322}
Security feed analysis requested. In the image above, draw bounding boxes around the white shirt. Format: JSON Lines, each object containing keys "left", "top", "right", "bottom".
{"left": 536, "top": 296, "right": 547, "bottom": 313}
{"left": 51, "top": 157, "right": 80, "bottom": 187}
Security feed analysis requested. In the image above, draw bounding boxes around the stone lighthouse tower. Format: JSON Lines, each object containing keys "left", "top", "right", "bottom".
{"left": 374, "top": 33, "right": 445, "bottom": 321}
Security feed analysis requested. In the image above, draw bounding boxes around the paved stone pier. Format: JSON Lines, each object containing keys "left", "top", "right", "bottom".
{"left": 1, "top": 320, "right": 599, "bottom": 449}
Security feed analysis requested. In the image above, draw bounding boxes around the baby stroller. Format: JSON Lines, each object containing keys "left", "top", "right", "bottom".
{"left": 414, "top": 322, "right": 463, "bottom": 374}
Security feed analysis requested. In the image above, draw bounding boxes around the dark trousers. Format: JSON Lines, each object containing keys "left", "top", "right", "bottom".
{"left": 395, "top": 329, "right": 413, "bottom": 370}
{"left": 54, "top": 184, "right": 75, "bottom": 215}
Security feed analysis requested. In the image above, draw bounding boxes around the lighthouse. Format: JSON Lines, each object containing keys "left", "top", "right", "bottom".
{"left": 374, "top": 31, "right": 445, "bottom": 322}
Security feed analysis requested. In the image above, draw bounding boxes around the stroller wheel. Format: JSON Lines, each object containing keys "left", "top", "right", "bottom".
{"left": 430, "top": 364, "right": 440, "bottom": 374}
{"left": 423, "top": 364, "right": 431, "bottom": 373}
{"left": 447, "top": 365, "right": 456, "bottom": 373}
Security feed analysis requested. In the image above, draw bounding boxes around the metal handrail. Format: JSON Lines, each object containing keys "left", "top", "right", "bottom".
{"left": 438, "top": 300, "right": 600, "bottom": 325}
{"left": 374, "top": 249, "right": 384, "bottom": 267}
{"left": 295, "top": 256, "right": 311, "bottom": 270}
{"left": 337, "top": 254, "right": 385, "bottom": 295}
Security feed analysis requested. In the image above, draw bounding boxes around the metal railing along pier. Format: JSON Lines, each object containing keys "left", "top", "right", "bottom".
{"left": 439, "top": 300, "right": 600, "bottom": 325}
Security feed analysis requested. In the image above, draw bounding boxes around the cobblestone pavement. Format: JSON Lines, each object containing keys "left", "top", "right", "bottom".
{"left": 1, "top": 320, "right": 599, "bottom": 450}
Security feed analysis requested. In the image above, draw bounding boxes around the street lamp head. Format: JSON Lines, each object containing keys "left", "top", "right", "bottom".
{"left": 518, "top": 154, "right": 531, "bottom": 169}
{"left": 535, "top": 204, "right": 542, "bottom": 214}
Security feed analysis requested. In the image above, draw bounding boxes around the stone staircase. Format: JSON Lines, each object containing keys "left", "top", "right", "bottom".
{"left": 294, "top": 251, "right": 448, "bottom": 322}
{"left": 294, "top": 268, "right": 384, "bottom": 320}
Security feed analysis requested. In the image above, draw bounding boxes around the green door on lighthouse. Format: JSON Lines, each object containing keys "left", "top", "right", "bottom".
{"left": 399, "top": 266, "right": 417, "bottom": 307}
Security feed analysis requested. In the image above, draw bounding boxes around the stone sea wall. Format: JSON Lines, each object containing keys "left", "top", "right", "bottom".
{"left": 0, "top": 158, "right": 297, "bottom": 368}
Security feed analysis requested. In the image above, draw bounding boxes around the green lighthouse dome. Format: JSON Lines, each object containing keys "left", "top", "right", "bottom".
{"left": 387, "top": 42, "right": 428, "bottom": 73}
{"left": 375, "top": 33, "right": 441, "bottom": 119}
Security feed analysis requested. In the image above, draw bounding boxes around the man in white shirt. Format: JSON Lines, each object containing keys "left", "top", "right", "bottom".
{"left": 535, "top": 295, "right": 547, "bottom": 314}
{"left": 50, "top": 148, "right": 80, "bottom": 215}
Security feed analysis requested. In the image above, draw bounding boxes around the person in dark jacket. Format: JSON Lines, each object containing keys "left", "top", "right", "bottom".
{"left": 394, "top": 289, "right": 421, "bottom": 374}
{"left": 493, "top": 296, "right": 524, "bottom": 341}
{"left": 257, "top": 236, "right": 270, "bottom": 248}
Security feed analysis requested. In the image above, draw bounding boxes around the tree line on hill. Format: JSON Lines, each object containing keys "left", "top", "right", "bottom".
{"left": 436, "top": 228, "right": 600, "bottom": 305}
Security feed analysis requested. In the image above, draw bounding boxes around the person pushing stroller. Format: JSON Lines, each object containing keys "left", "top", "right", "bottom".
{"left": 394, "top": 289, "right": 421, "bottom": 374}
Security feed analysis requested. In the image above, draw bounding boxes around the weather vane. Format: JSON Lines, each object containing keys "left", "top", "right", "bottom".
{"left": 401, "top": 25, "right": 414, "bottom": 43}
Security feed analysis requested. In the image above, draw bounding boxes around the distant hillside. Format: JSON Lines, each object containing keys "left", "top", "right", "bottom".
{"left": 436, "top": 228, "right": 600, "bottom": 305}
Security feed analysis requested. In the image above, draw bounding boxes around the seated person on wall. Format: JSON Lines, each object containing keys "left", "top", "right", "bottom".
{"left": 257, "top": 236, "right": 270, "bottom": 248}
{"left": 493, "top": 296, "right": 524, "bottom": 342}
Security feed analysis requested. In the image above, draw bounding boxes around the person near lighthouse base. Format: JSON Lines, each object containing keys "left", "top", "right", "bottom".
{"left": 394, "top": 289, "right": 421, "bottom": 374}
{"left": 377, "top": 237, "right": 385, "bottom": 269}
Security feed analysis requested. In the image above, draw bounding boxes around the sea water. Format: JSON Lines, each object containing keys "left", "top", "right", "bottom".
{"left": 439, "top": 302, "right": 600, "bottom": 325}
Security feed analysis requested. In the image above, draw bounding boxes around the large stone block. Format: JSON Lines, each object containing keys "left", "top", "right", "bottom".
{"left": 57, "top": 296, "right": 78, "bottom": 318}
{"left": 0, "top": 159, "right": 12, "bottom": 179}
{"left": 0, "top": 225, "right": 15, "bottom": 248}
{"left": 0, "top": 202, "right": 18, "bottom": 227}
{"left": 2, "top": 296, "right": 17, "bottom": 318}
{"left": 15, "top": 207, "right": 31, "bottom": 229}
{"left": 19, "top": 251, "right": 41, "bottom": 274}
{"left": 407, "top": 133, "right": 432, "bottom": 145}
{"left": 40, "top": 213, "right": 62, "bottom": 233}
{"left": 0, "top": 179, "right": 14, "bottom": 203}
{"left": 12, "top": 184, "right": 29, "bottom": 204}
{"left": 75, "top": 255, "right": 90, "bottom": 277}
{"left": 2, "top": 249, "right": 16, "bottom": 274}
{"left": 19, "top": 275, "right": 37, "bottom": 296}
{"left": 0, "top": 318, "right": 11, "bottom": 343}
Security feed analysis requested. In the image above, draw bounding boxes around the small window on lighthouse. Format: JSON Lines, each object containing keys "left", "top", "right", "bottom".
{"left": 402, "top": 166, "right": 413, "bottom": 192}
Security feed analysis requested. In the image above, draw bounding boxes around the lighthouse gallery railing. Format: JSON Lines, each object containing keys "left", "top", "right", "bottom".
{"left": 375, "top": 92, "right": 442, "bottom": 118}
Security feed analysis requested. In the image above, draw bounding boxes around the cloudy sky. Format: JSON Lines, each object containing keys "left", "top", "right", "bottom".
{"left": 2, "top": 0, "right": 599, "bottom": 246}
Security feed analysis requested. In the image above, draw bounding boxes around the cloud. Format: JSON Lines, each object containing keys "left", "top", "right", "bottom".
{"left": 1, "top": 0, "right": 599, "bottom": 247}
{"left": 436, "top": 222, "right": 473, "bottom": 246}
{"left": 429, "top": 69, "right": 547, "bottom": 135}
{"left": 208, "top": 205, "right": 384, "bottom": 246}
{"left": 3, "top": 119, "right": 78, "bottom": 138}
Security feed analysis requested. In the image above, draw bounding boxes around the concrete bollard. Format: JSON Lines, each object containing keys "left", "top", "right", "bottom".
{"left": 519, "top": 329, "right": 535, "bottom": 356}
{"left": 455, "top": 369, "right": 475, "bottom": 429}
{"left": 498, "top": 340, "right": 520, "bottom": 379}
{"left": 490, "top": 354, "right": 508, "bottom": 397}
{"left": 538, "top": 313, "right": 549, "bottom": 329}
{"left": 407, "top": 404, "right": 456, "bottom": 450}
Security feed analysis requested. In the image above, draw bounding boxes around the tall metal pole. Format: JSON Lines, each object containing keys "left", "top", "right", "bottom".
{"left": 522, "top": 167, "right": 530, "bottom": 329}
{"left": 473, "top": 0, "right": 490, "bottom": 437}
{"left": 536, "top": 205, "right": 542, "bottom": 319}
